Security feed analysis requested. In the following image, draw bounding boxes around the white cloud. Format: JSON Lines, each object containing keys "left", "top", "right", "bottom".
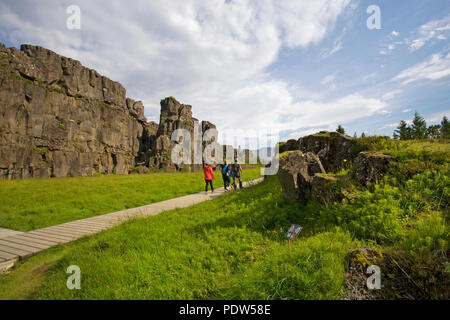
{"left": 393, "top": 52, "right": 450, "bottom": 85}
{"left": 407, "top": 14, "right": 450, "bottom": 52}
{"left": 321, "top": 74, "right": 336, "bottom": 86}
{"left": 320, "top": 39, "right": 343, "bottom": 59}
{"left": 0, "top": 0, "right": 378, "bottom": 144}
{"left": 426, "top": 110, "right": 450, "bottom": 124}
{"left": 382, "top": 123, "right": 400, "bottom": 129}
{"left": 382, "top": 120, "right": 412, "bottom": 129}
{"left": 382, "top": 90, "right": 402, "bottom": 101}
{"left": 402, "top": 109, "right": 412, "bottom": 113}
{"left": 380, "top": 14, "right": 450, "bottom": 55}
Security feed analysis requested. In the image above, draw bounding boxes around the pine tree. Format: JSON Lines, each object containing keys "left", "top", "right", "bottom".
{"left": 353, "top": 132, "right": 357, "bottom": 138}
{"left": 336, "top": 125, "right": 345, "bottom": 135}
{"left": 394, "top": 120, "right": 411, "bottom": 140}
{"left": 411, "top": 112, "right": 427, "bottom": 139}
{"left": 427, "top": 124, "right": 441, "bottom": 139}
{"left": 361, "top": 132, "right": 366, "bottom": 138}
{"left": 441, "top": 116, "right": 450, "bottom": 139}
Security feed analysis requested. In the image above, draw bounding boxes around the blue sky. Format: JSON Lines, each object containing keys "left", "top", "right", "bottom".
{"left": 0, "top": 0, "right": 449, "bottom": 147}
{"left": 267, "top": 0, "right": 450, "bottom": 138}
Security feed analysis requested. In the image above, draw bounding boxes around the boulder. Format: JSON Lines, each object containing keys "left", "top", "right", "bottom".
{"left": 354, "top": 151, "right": 395, "bottom": 185}
{"left": 279, "top": 139, "right": 299, "bottom": 153}
{"left": 311, "top": 173, "right": 343, "bottom": 205}
{"left": 297, "top": 131, "right": 357, "bottom": 171}
{"left": 277, "top": 151, "right": 326, "bottom": 204}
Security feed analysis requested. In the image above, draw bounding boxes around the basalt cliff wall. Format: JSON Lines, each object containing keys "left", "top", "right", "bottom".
{"left": 0, "top": 43, "right": 219, "bottom": 179}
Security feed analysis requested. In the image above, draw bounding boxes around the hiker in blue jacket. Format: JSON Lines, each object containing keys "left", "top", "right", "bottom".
{"left": 221, "top": 161, "right": 231, "bottom": 190}
{"left": 231, "top": 159, "right": 243, "bottom": 190}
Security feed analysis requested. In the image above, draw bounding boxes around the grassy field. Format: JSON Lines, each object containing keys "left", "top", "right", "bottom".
{"left": 0, "top": 139, "right": 448, "bottom": 300}
{"left": 0, "top": 176, "right": 351, "bottom": 300}
{"left": 0, "top": 168, "right": 262, "bottom": 231}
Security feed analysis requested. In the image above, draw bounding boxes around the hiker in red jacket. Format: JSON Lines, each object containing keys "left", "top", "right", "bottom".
{"left": 203, "top": 163, "right": 214, "bottom": 194}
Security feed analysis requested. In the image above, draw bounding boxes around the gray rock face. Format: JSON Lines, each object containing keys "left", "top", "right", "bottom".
{"left": 277, "top": 151, "right": 326, "bottom": 204}
{"left": 0, "top": 43, "right": 216, "bottom": 179}
{"left": 354, "top": 151, "right": 394, "bottom": 185}
{"left": 149, "top": 97, "right": 197, "bottom": 171}
{"left": 310, "top": 174, "right": 343, "bottom": 206}
{"left": 297, "top": 131, "right": 356, "bottom": 171}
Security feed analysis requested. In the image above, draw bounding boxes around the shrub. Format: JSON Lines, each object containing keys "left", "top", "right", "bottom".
{"left": 398, "top": 211, "right": 448, "bottom": 256}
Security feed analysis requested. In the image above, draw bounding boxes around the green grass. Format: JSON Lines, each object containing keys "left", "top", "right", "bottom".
{"left": 0, "top": 168, "right": 261, "bottom": 231}
{"left": 0, "top": 138, "right": 448, "bottom": 300}
{"left": 0, "top": 177, "right": 351, "bottom": 300}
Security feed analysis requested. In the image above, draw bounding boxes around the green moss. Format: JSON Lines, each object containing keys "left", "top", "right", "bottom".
{"left": 312, "top": 131, "right": 331, "bottom": 137}
{"left": 279, "top": 150, "right": 301, "bottom": 159}
{"left": 97, "top": 100, "right": 113, "bottom": 109}
{"left": 16, "top": 73, "right": 33, "bottom": 86}
{"left": 73, "top": 143, "right": 82, "bottom": 152}
{"left": 315, "top": 173, "right": 337, "bottom": 181}
{"left": 33, "top": 146, "right": 49, "bottom": 154}
{"left": 58, "top": 122, "right": 66, "bottom": 131}
{"left": 49, "top": 86, "right": 66, "bottom": 95}
{"left": 364, "top": 151, "right": 391, "bottom": 158}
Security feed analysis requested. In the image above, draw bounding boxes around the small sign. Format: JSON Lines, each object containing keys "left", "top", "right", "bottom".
{"left": 285, "top": 224, "right": 302, "bottom": 240}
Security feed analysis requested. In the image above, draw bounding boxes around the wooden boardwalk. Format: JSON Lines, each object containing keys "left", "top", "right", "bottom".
{"left": 0, "top": 178, "right": 264, "bottom": 271}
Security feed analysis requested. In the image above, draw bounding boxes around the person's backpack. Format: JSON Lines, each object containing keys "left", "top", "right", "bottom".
{"left": 222, "top": 164, "right": 228, "bottom": 175}
{"left": 232, "top": 163, "right": 240, "bottom": 175}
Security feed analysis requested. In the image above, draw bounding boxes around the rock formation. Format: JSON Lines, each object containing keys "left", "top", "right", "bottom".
{"left": 276, "top": 131, "right": 358, "bottom": 171}
{"left": 0, "top": 43, "right": 219, "bottom": 179}
{"left": 277, "top": 132, "right": 395, "bottom": 205}
{"left": 297, "top": 131, "right": 357, "bottom": 171}
{"left": 277, "top": 151, "right": 326, "bottom": 204}
{"left": 354, "top": 151, "right": 395, "bottom": 185}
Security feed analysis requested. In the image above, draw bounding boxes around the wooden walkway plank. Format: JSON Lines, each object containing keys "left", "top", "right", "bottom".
{"left": 24, "top": 232, "right": 71, "bottom": 244}
{"left": 0, "top": 250, "right": 18, "bottom": 260}
{"left": 41, "top": 227, "right": 92, "bottom": 236}
{"left": 29, "top": 230, "right": 76, "bottom": 242}
{"left": 61, "top": 223, "right": 105, "bottom": 232}
{"left": 2, "top": 237, "right": 52, "bottom": 250}
{"left": 31, "top": 229, "right": 76, "bottom": 240}
{"left": 0, "top": 240, "right": 42, "bottom": 253}
{"left": 9, "top": 234, "right": 59, "bottom": 246}
{"left": 0, "top": 244, "right": 34, "bottom": 257}
{"left": 47, "top": 224, "right": 98, "bottom": 234}
{"left": 69, "top": 221, "right": 111, "bottom": 228}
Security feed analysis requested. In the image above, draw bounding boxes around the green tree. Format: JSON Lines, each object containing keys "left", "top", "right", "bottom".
{"left": 353, "top": 132, "right": 357, "bottom": 138}
{"left": 427, "top": 124, "right": 441, "bottom": 139}
{"left": 441, "top": 116, "right": 450, "bottom": 139}
{"left": 411, "top": 112, "right": 427, "bottom": 139}
{"left": 361, "top": 132, "right": 366, "bottom": 138}
{"left": 336, "top": 125, "right": 345, "bottom": 135}
{"left": 394, "top": 120, "right": 412, "bottom": 140}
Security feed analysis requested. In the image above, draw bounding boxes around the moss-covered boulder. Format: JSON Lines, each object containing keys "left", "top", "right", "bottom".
{"left": 297, "top": 131, "right": 357, "bottom": 171}
{"left": 277, "top": 150, "right": 326, "bottom": 204}
{"left": 311, "top": 173, "right": 344, "bottom": 205}
{"left": 354, "top": 151, "right": 395, "bottom": 185}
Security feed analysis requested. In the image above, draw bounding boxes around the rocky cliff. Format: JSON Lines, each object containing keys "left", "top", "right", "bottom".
{"left": 0, "top": 43, "right": 216, "bottom": 179}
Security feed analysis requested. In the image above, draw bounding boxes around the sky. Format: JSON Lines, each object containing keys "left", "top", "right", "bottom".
{"left": 0, "top": 0, "right": 449, "bottom": 148}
